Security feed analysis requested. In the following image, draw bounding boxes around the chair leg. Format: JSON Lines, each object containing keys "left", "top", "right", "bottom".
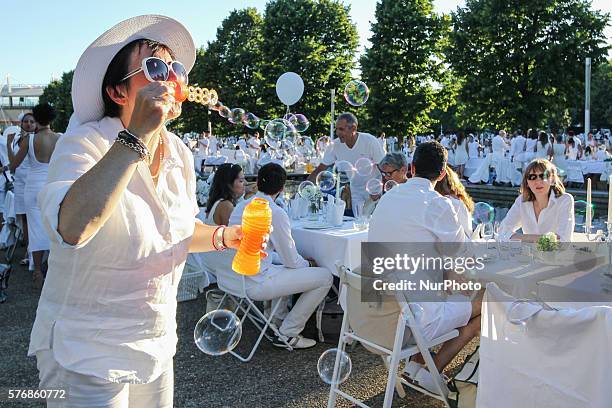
{"left": 316, "top": 299, "right": 325, "bottom": 342}
{"left": 327, "top": 312, "right": 350, "bottom": 408}
{"left": 381, "top": 356, "right": 406, "bottom": 398}
{"left": 228, "top": 298, "right": 291, "bottom": 362}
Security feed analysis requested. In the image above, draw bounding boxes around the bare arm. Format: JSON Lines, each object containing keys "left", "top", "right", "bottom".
{"left": 307, "top": 163, "right": 329, "bottom": 183}
{"left": 8, "top": 134, "right": 29, "bottom": 173}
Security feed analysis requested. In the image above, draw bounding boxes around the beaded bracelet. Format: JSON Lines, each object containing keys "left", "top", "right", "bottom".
{"left": 116, "top": 130, "right": 151, "bottom": 163}
{"left": 212, "top": 226, "right": 227, "bottom": 251}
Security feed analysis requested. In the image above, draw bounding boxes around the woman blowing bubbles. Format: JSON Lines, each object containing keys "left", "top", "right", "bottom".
{"left": 29, "top": 16, "right": 266, "bottom": 407}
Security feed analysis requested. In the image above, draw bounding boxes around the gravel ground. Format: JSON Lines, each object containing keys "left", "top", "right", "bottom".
{"left": 0, "top": 245, "right": 476, "bottom": 408}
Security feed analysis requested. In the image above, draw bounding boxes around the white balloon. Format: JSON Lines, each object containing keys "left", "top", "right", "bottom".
{"left": 276, "top": 72, "right": 304, "bottom": 106}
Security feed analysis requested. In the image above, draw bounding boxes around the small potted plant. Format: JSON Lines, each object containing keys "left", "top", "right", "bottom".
{"left": 536, "top": 232, "right": 559, "bottom": 264}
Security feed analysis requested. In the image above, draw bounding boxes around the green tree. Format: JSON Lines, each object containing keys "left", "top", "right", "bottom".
{"left": 39, "top": 70, "right": 74, "bottom": 132}
{"left": 177, "top": 8, "right": 265, "bottom": 136}
{"left": 448, "top": 0, "right": 610, "bottom": 130}
{"left": 591, "top": 59, "right": 612, "bottom": 128}
{"left": 360, "top": 0, "right": 453, "bottom": 137}
{"left": 260, "top": 0, "right": 359, "bottom": 136}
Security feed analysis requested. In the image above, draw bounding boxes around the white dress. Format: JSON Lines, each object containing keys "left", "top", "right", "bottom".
{"left": 468, "top": 141, "right": 480, "bottom": 159}
{"left": 12, "top": 135, "right": 30, "bottom": 215}
{"left": 535, "top": 141, "right": 549, "bottom": 159}
{"left": 205, "top": 199, "right": 224, "bottom": 226}
{"left": 454, "top": 139, "right": 469, "bottom": 165}
{"left": 551, "top": 143, "right": 566, "bottom": 169}
{"left": 24, "top": 134, "right": 50, "bottom": 252}
{"left": 524, "top": 138, "right": 537, "bottom": 163}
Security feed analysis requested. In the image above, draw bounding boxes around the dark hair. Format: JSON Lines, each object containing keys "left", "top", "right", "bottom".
{"left": 539, "top": 131, "right": 549, "bottom": 146}
{"left": 528, "top": 128, "right": 538, "bottom": 139}
{"left": 568, "top": 137, "right": 575, "bottom": 147}
{"left": 102, "top": 39, "right": 175, "bottom": 118}
{"left": 32, "top": 102, "right": 56, "bottom": 126}
{"left": 257, "top": 163, "right": 286, "bottom": 195}
{"left": 456, "top": 131, "right": 465, "bottom": 145}
{"left": 568, "top": 130, "right": 575, "bottom": 137}
{"left": 205, "top": 163, "right": 243, "bottom": 214}
{"left": 412, "top": 141, "right": 447, "bottom": 180}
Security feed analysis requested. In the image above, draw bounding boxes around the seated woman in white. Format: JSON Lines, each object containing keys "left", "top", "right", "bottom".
{"left": 435, "top": 165, "right": 474, "bottom": 236}
{"left": 205, "top": 163, "right": 246, "bottom": 226}
{"left": 499, "top": 159, "right": 574, "bottom": 242}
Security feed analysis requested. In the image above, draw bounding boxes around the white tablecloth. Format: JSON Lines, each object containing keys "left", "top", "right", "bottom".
{"left": 472, "top": 237, "right": 603, "bottom": 298}
{"left": 464, "top": 157, "right": 487, "bottom": 177}
{"left": 478, "top": 283, "right": 612, "bottom": 408}
{"left": 291, "top": 219, "right": 368, "bottom": 275}
{"left": 537, "top": 267, "right": 612, "bottom": 308}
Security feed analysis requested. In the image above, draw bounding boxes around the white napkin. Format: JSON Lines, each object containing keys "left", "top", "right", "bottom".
{"left": 332, "top": 200, "right": 346, "bottom": 226}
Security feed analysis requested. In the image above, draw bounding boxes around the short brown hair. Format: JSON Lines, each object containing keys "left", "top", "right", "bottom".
{"left": 520, "top": 159, "right": 565, "bottom": 202}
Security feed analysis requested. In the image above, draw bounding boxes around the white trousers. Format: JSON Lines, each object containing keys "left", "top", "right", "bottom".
{"left": 247, "top": 265, "right": 332, "bottom": 337}
{"left": 36, "top": 350, "right": 173, "bottom": 408}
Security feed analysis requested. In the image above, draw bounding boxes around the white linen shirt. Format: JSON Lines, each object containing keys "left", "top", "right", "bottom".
{"left": 321, "top": 132, "right": 385, "bottom": 209}
{"left": 229, "top": 192, "right": 308, "bottom": 282}
{"left": 369, "top": 177, "right": 468, "bottom": 244}
{"left": 499, "top": 192, "right": 575, "bottom": 241}
{"left": 28, "top": 117, "right": 199, "bottom": 384}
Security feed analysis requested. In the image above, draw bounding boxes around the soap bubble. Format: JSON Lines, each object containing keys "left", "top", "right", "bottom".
{"left": 355, "top": 157, "right": 375, "bottom": 177}
{"left": 259, "top": 119, "right": 270, "bottom": 130}
{"left": 264, "top": 119, "right": 287, "bottom": 150}
{"left": 332, "top": 160, "right": 356, "bottom": 183}
{"left": 218, "top": 106, "right": 232, "bottom": 119}
{"left": 194, "top": 309, "right": 242, "bottom": 356}
{"left": 344, "top": 80, "right": 369, "bottom": 107}
{"left": 317, "top": 348, "right": 352, "bottom": 385}
{"left": 298, "top": 180, "right": 318, "bottom": 201}
{"left": 365, "top": 178, "right": 383, "bottom": 195}
{"left": 243, "top": 112, "right": 260, "bottom": 129}
{"left": 316, "top": 136, "right": 331, "bottom": 153}
{"left": 229, "top": 108, "right": 246, "bottom": 125}
{"left": 282, "top": 119, "right": 299, "bottom": 141}
{"left": 316, "top": 171, "right": 336, "bottom": 192}
{"left": 384, "top": 180, "right": 399, "bottom": 192}
{"left": 473, "top": 202, "right": 495, "bottom": 225}
{"left": 574, "top": 200, "right": 593, "bottom": 227}
{"left": 292, "top": 114, "right": 310, "bottom": 132}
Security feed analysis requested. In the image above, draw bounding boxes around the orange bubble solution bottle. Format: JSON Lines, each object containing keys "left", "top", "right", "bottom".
{"left": 232, "top": 198, "right": 272, "bottom": 275}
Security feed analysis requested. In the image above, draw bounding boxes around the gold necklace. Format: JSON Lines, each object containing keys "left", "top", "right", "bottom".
{"left": 151, "top": 135, "right": 164, "bottom": 179}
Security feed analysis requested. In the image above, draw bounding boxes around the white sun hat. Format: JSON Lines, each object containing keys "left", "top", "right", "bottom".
{"left": 71, "top": 14, "right": 196, "bottom": 125}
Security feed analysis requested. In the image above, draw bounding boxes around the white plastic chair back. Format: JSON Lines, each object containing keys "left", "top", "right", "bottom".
{"left": 343, "top": 268, "right": 412, "bottom": 353}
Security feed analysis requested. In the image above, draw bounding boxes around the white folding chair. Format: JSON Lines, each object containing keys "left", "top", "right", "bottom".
{"left": 213, "top": 250, "right": 293, "bottom": 362}
{"left": 327, "top": 266, "right": 458, "bottom": 408}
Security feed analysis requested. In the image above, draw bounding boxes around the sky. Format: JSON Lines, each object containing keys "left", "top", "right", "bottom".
{"left": 1, "top": 0, "right": 610, "bottom": 85}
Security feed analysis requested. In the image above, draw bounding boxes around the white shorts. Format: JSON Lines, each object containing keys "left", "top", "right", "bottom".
{"left": 418, "top": 298, "right": 472, "bottom": 342}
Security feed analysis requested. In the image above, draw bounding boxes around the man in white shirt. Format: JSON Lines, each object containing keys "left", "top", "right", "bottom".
{"left": 308, "top": 112, "right": 385, "bottom": 212}
{"left": 509, "top": 130, "right": 526, "bottom": 167}
{"left": 368, "top": 141, "right": 482, "bottom": 396}
{"left": 230, "top": 163, "right": 332, "bottom": 349}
